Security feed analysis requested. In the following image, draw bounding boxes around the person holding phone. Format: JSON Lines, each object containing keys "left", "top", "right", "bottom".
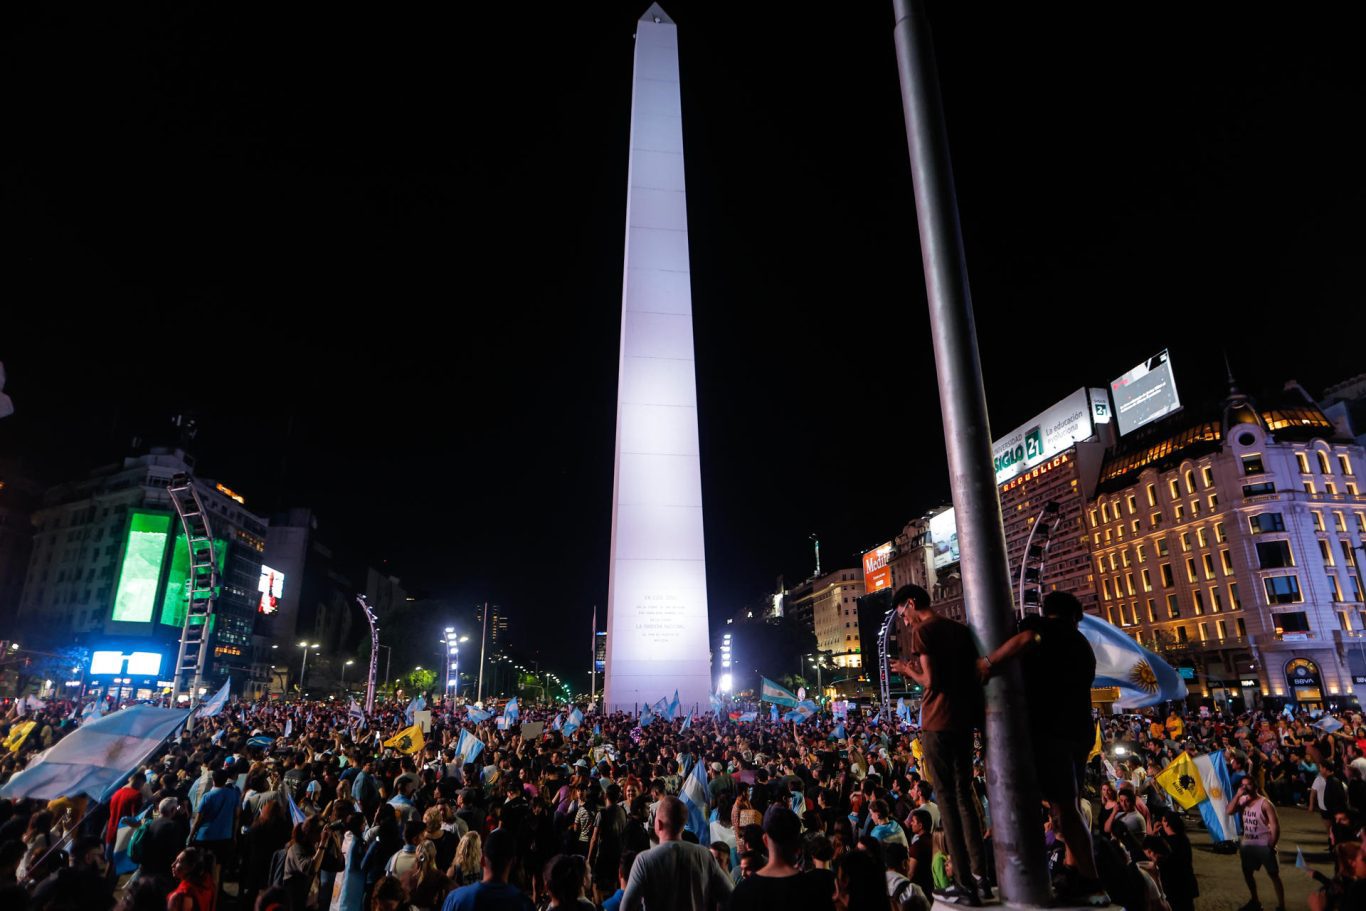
{"left": 1227, "top": 776, "right": 1285, "bottom": 911}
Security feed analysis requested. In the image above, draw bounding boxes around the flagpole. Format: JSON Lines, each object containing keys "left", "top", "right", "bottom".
{"left": 589, "top": 605, "right": 597, "bottom": 709}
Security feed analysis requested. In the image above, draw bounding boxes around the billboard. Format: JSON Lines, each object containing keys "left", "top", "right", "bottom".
{"left": 112, "top": 512, "right": 173, "bottom": 623}
{"left": 90, "top": 650, "right": 163, "bottom": 676}
{"left": 1110, "top": 349, "right": 1181, "bottom": 436}
{"left": 991, "top": 388, "right": 1096, "bottom": 486}
{"left": 929, "top": 509, "right": 959, "bottom": 570}
{"left": 159, "top": 534, "right": 228, "bottom": 628}
{"left": 257, "top": 565, "right": 284, "bottom": 614}
{"left": 862, "top": 543, "right": 894, "bottom": 593}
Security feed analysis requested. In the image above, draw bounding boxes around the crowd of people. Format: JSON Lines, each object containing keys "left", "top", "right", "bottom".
{"left": 1, "top": 585, "right": 1365, "bottom": 911}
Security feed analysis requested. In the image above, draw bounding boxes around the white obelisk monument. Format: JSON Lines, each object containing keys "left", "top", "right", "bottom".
{"left": 603, "top": 4, "right": 712, "bottom": 716}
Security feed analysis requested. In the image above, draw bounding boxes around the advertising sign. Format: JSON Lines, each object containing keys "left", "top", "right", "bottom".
{"left": 90, "top": 650, "right": 163, "bottom": 677}
{"left": 862, "top": 543, "right": 894, "bottom": 593}
{"left": 991, "top": 388, "right": 1096, "bottom": 486}
{"left": 929, "top": 509, "right": 959, "bottom": 570}
{"left": 1285, "top": 658, "right": 1323, "bottom": 701}
{"left": 112, "top": 512, "right": 173, "bottom": 623}
{"left": 257, "top": 565, "right": 285, "bottom": 614}
{"left": 1110, "top": 349, "right": 1182, "bottom": 436}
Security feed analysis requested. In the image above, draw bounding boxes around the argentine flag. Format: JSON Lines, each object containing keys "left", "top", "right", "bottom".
{"left": 681, "top": 713, "right": 692, "bottom": 731}
{"left": 1195, "top": 750, "right": 1240, "bottom": 842}
{"left": 81, "top": 700, "right": 105, "bottom": 720}
{"left": 667, "top": 690, "right": 682, "bottom": 721}
{"left": 348, "top": 699, "right": 365, "bottom": 723}
{"left": 502, "top": 697, "right": 519, "bottom": 722}
{"left": 829, "top": 723, "right": 847, "bottom": 741}
{"left": 564, "top": 707, "right": 584, "bottom": 737}
{"left": 551, "top": 713, "right": 564, "bottom": 732}
{"left": 896, "top": 697, "right": 912, "bottom": 725}
{"left": 197, "top": 680, "right": 231, "bottom": 718}
{"left": 639, "top": 706, "right": 656, "bottom": 727}
{"left": 770, "top": 704, "right": 779, "bottom": 724}
{"left": 783, "top": 699, "right": 819, "bottom": 723}
{"left": 760, "top": 677, "right": 798, "bottom": 708}
{"left": 737, "top": 711, "right": 757, "bottom": 723}
{"left": 709, "top": 692, "right": 724, "bottom": 715}
{"left": 679, "top": 758, "right": 710, "bottom": 845}
{"left": 404, "top": 695, "right": 426, "bottom": 724}
{"left": 466, "top": 706, "right": 493, "bottom": 723}
{"left": 457, "top": 728, "right": 484, "bottom": 766}
{"left": 1079, "top": 614, "right": 1188, "bottom": 708}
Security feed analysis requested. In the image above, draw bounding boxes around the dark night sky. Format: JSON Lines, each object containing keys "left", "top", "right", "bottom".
{"left": 3, "top": 4, "right": 1364, "bottom": 683}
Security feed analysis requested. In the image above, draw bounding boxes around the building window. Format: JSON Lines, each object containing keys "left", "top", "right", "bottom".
{"left": 1198, "top": 621, "right": 1209, "bottom": 641}
{"left": 1177, "top": 626, "right": 1188, "bottom": 643}
{"left": 1297, "top": 452, "right": 1311, "bottom": 474}
{"left": 1263, "top": 575, "right": 1303, "bottom": 604}
{"left": 1160, "top": 563, "right": 1174, "bottom": 588}
{"left": 1122, "top": 549, "right": 1132, "bottom": 568}
{"left": 1146, "top": 484, "right": 1157, "bottom": 506}
{"left": 1255, "top": 540, "right": 1294, "bottom": 569}
{"left": 1186, "top": 557, "right": 1199, "bottom": 582}
{"left": 1089, "top": 509, "right": 1098, "bottom": 528}
{"left": 1102, "top": 578, "right": 1111, "bottom": 600}
{"left": 1345, "top": 541, "right": 1358, "bottom": 567}
{"left": 1135, "top": 544, "right": 1146, "bottom": 563}
{"left": 1131, "top": 519, "right": 1141, "bottom": 534}
{"left": 1109, "top": 553, "right": 1118, "bottom": 572}
{"left": 1196, "top": 527, "right": 1208, "bottom": 548}
{"left": 1350, "top": 576, "right": 1363, "bottom": 603}
{"left": 1174, "top": 503, "right": 1185, "bottom": 520}
{"left": 1167, "top": 594, "right": 1181, "bottom": 618}
{"left": 1211, "top": 586, "right": 1224, "bottom": 612}
{"left": 1194, "top": 590, "right": 1206, "bottom": 615}
{"left": 1215, "top": 522, "right": 1226, "bottom": 543}
{"left": 1334, "top": 511, "right": 1348, "bottom": 531}
{"left": 1216, "top": 618, "right": 1228, "bottom": 640}
{"left": 1236, "top": 617, "right": 1247, "bottom": 637}
{"left": 1305, "top": 481, "right": 1317, "bottom": 495}
{"left": 1202, "top": 553, "right": 1216, "bottom": 579}
{"left": 1249, "top": 512, "right": 1286, "bottom": 534}
{"left": 1169, "top": 479, "right": 1181, "bottom": 500}
{"left": 1202, "top": 466, "right": 1214, "bottom": 487}
{"left": 1312, "top": 511, "right": 1326, "bottom": 531}
{"left": 1339, "top": 454, "right": 1354, "bottom": 476}
{"left": 1326, "top": 482, "right": 1338, "bottom": 496}
{"left": 1244, "top": 482, "right": 1277, "bottom": 497}
{"left": 1185, "top": 470, "right": 1197, "bottom": 494}
{"left": 1221, "top": 549, "right": 1235, "bottom": 575}
{"left": 1328, "top": 574, "right": 1344, "bottom": 602}
{"left": 1106, "top": 605, "right": 1115, "bottom": 625}
{"left": 1156, "top": 537, "right": 1169, "bottom": 556}
{"left": 1141, "top": 568, "right": 1153, "bottom": 592}
{"left": 1321, "top": 539, "right": 1336, "bottom": 566}
{"left": 1273, "top": 611, "right": 1310, "bottom": 636}
{"left": 1127, "top": 495, "right": 1138, "bottom": 514}
{"left": 1101, "top": 502, "right": 1110, "bottom": 522}
{"left": 1125, "top": 573, "right": 1136, "bottom": 596}
{"left": 1208, "top": 493, "right": 1219, "bottom": 510}
{"left": 1339, "top": 610, "right": 1352, "bottom": 631}
{"left": 1180, "top": 532, "right": 1192, "bottom": 552}
{"left": 1243, "top": 454, "right": 1266, "bottom": 475}
{"left": 1151, "top": 512, "right": 1163, "bottom": 528}
{"left": 1229, "top": 582, "right": 1242, "bottom": 610}
{"left": 1146, "top": 599, "right": 1157, "bottom": 622}
{"left": 1319, "top": 451, "right": 1333, "bottom": 474}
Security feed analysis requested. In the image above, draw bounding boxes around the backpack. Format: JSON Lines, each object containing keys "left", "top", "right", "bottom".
{"left": 127, "top": 820, "right": 152, "bottom": 864}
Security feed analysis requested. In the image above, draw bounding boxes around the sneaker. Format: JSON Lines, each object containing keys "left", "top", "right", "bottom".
{"left": 973, "top": 875, "right": 994, "bottom": 900}
{"left": 934, "top": 885, "right": 983, "bottom": 907}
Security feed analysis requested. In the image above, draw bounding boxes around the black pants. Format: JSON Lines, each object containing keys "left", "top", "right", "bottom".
{"left": 919, "top": 729, "right": 986, "bottom": 890}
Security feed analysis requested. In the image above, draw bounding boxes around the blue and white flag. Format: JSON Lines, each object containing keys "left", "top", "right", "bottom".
{"left": 211, "top": 728, "right": 225, "bottom": 744}
{"left": 284, "top": 718, "right": 293, "bottom": 738}
{"left": 405, "top": 695, "right": 426, "bottom": 724}
{"left": 197, "top": 679, "right": 231, "bottom": 718}
{"left": 593, "top": 723, "right": 601, "bottom": 736}
{"left": 709, "top": 693, "right": 724, "bottom": 715}
{"left": 0, "top": 705, "right": 188, "bottom": 801}
{"left": 563, "top": 707, "right": 584, "bottom": 737}
{"left": 348, "top": 699, "right": 365, "bottom": 723}
{"left": 681, "top": 713, "right": 692, "bottom": 731}
{"left": 1296, "top": 845, "right": 1308, "bottom": 870}
{"left": 466, "top": 706, "right": 493, "bottom": 723}
{"left": 760, "top": 677, "right": 799, "bottom": 708}
{"left": 679, "top": 753, "right": 710, "bottom": 845}
{"left": 737, "top": 712, "right": 757, "bottom": 723}
{"left": 1314, "top": 715, "right": 1344, "bottom": 733}
{"left": 1079, "top": 614, "right": 1188, "bottom": 708}
{"left": 667, "top": 690, "right": 682, "bottom": 721}
{"left": 456, "top": 729, "right": 484, "bottom": 767}
{"left": 784, "top": 699, "right": 820, "bottom": 723}
{"left": 896, "top": 697, "right": 912, "bottom": 725}
{"left": 247, "top": 735, "right": 274, "bottom": 750}
{"left": 829, "top": 723, "right": 847, "bottom": 741}
{"left": 653, "top": 697, "right": 670, "bottom": 718}
{"left": 770, "top": 704, "right": 779, "bottom": 724}
{"left": 81, "top": 700, "right": 105, "bottom": 720}
{"left": 1194, "top": 750, "right": 1240, "bottom": 842}
{"left": 285, "top": 789, "right": 307, "bottom": 824}
{"left": 502, "top": 698, "right": 519, "bottom": 723}
{"left": 551, "top": 713, "right": 564, "bottom": 732}
{"left": 639, "top": 706, "right": 656, "bottom": 727}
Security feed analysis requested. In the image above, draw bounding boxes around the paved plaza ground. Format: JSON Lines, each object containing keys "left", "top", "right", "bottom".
{"left": 1188, "top": 804, "right": 1329, "bottom": 911}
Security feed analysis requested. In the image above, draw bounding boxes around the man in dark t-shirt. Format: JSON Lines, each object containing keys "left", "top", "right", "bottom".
{"left": 890, "top": 584, "right": 987, "bottom": 905}
{"left": 981, "top": 590, "right": 1107, "bottom": 906}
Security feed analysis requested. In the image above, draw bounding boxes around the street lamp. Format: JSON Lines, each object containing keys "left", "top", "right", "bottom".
{"left": 297, "top": 642, "right": 320, "bottom": 691}
{"left": 341, "top": 659, "right": 355, "bottom": 692}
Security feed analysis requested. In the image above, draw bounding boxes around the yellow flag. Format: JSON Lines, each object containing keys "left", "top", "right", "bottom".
{"left": 1156, "top": 753, "right": 1207, "bottom": 809}
{"left": 383, "top": 724, "right": 425, "bottom": 755}
{"left": 3, "top": 721, "right": 36, "bottom": 753}
{"left": 1087, "top": 723, "right": 1103, "bottom": 761}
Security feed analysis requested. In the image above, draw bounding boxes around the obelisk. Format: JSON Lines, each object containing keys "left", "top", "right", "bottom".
{"left": 603, "top": 3, "right": 712, "bottom": 716}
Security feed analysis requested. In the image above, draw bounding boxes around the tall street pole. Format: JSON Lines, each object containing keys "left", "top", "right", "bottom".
{"left": 476, "top": 601, "right": 490, "bottom": 703}
{"left": 590, "top": 605, "right": 597, "bottom": 707}
{"left": 890, "top": 0, "right": 1049, "bottom": 904}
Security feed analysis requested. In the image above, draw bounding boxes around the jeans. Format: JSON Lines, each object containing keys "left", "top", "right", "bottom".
{"left": 919, "top": 729, "right": 987, "bottom": 891}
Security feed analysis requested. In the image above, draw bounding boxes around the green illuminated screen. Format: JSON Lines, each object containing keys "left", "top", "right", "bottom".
{"left": 159, "top": 533, "right": 228, "bottom": 628}
{"left": 111, "top": 512, "right": 172, "bottom": 623}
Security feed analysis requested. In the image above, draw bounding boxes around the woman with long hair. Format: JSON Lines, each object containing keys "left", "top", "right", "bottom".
{"left": 401, "top": 841, "right": 450, "bottom": 911}
{"left": 447, "top": 831, "right": 482, "bottom": 888}
{"left": 167, "top": 847, "right": 216, "bottom": 911}
{"left": 282, "top": 817, "right": 329, "bottom": 911}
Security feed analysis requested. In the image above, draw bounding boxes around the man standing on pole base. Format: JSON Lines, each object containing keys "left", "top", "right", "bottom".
{"left": 890, "top": 584, "right": 988, "bottom": 906}
{"left": 980, "top": 590, "right": 1110, "bottom": 907}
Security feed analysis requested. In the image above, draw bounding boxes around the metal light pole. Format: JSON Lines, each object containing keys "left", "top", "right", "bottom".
{"left": 297, "top": 642, "right": 319, "bottom": 693}
{"left": 476, "top": 602, "right": 490, "bottom": 703}
{"left": 891, "top": 0, "right": 1049, "bottom": 903}
{"left": 341, "top": 659, "right": 355, "bottom": 693}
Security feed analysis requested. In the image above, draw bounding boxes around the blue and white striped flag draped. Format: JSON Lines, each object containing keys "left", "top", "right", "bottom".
{"left": 0, "top": 705, "right": 188, "bottom": 801}
{"left": 502, "top": 698, "right": 519, "bottom": 722}
{"left": 652, "top": 697, "right": 670, "bottom": 719}
{"left": 1314, "top": 715, "right": 1344, "bottom": 733}
{"left": 896, "top": 697, "right": 912, "bottom": 725}
{"left": 639, "top": 706, "right": 656, "bottom": 727}
{"left": 829, "top": 723, "right": 847, "bottom": 741}
{"left": 679, "top": 757, "right": 710, "bottom": 845}
{"left": 563, "top": 707, "right": 584, "bottom": 737}
{"left": 466, "top": 706, "right": 493, "bottom": 723}
{"left": 1195, "top": 750, "right": 1240, "bottom": 842}
{"left": 404, "top": 695, "right": 426, "bottom": 724}
{"left": 285, "top": 789, "right": 307, "bottom": 824}
{"left": 456, "top": 729, "right": 484, "bottom": 767}
{"left": 784, "top": 699, "right": 819, "bottom": 723}
{"left": 709, "top": 693, "right": 724, "bottom": 715}
{"left": 681, "top": 713, "right": 692, "bottom": 731}
{"left": 196, "top": 680, "right": 231, "bottom": 718}
{"left": 551, "top": 713, "right": 564, "bottom": 732}
{"left": 81, "top": 699, "right": 105, "bottom": 720}
{"left": 737, "top": 712, "right": 757, "bottom": 723}
{"left": 760, "top": 677, "right": 798, "bottom": 708}
{"left": 247, "top": 735, "right": 274, "bottom": 750}
{"left": 348, "top": 699, "right": 365, "bottom": 725}
{"left": 667, "top": 690, "right": 682, "bottom": 721}
{"left": 1078, "top": 614, "right": 1188, "bottom": 708}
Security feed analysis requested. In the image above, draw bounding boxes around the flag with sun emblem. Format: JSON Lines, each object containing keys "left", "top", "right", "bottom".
{"left": 1079, "top": 614, "right": 1187, "bottom": 707}
{"left": 383, "top": 724, "right": 425, "bottom": 755}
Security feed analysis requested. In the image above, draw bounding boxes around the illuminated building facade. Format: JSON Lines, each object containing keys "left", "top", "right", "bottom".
{"left": 787, "top": 568, "right": 866, "bottom": 669}
{"left": 15, "top": 448, "right": 267, "bottom": 696}
{"left": 1089, "top": 384, "right": 1366, "bottom": 710}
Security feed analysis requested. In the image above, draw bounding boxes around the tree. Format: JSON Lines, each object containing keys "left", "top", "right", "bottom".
{"left": 403, "top": 667, "right": 436, "bottom": 694}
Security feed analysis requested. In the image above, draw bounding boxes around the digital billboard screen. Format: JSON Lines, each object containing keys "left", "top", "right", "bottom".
{"left": 90, "top": 651, "right": 125, "bottom": 675}
{"left": 991, "top": 388, "right": 1096, "bottom": 486}
{"left": 112, "top": 512, "right": 172, "bottom": 623}
{"left": 1110, "top": 349, "right": 1182, "bottom": 436}
{"left": 159, "top": 534, "right": 228, "bottom": 628}
{"left": 89, "top": 651, "right": 163, "bottom": 676}
{"left": 929, "top": 509, "right": 959, "bottom": 570}
{"left": 862, "top": 543, "right": 894, "bottom": 593}
{"left": 257, "top": 565, "right": 284, "bottom": 614}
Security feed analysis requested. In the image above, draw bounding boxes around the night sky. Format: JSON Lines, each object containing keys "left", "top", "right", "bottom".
{"left": 3, "top": 4, "right": 1363, "bottom": 679}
